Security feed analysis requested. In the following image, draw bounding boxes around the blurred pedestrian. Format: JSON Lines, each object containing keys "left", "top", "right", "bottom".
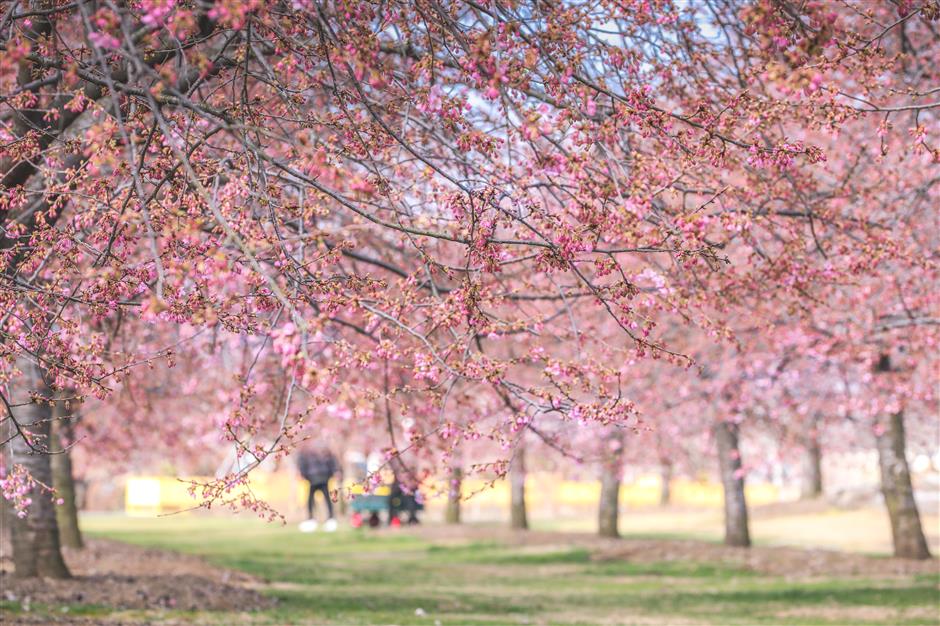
{"left": 297, "top": 444, "right": 339, "bottom": 532}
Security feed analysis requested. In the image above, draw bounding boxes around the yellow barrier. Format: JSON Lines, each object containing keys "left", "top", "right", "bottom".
{"left": 423, "top": 477, "right": 779, "bottom": 509}
{"left": 125, "top": 472, "right": 781, "bottom": 516}
{"left": 125, "top": 476, "right": 212, "bottom": 516}
{"left": 126, "top": 473, "right": 338, "bottom": 516}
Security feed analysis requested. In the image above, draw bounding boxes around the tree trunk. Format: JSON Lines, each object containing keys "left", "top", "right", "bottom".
{"left": 597, "top": 468, "right": 620, "bottom": 537}
{"left": 509, "top": 445, "right": 528, "bottom": 530}
{"left": 9, "top": 362, "right": 71, "bottom": 578}
{"left": 659, "top": 461, "right": 673, "bottom": 506}
{"left": 335, "top": 484, "right": 347, "bottom": 518}
{"left": 598, "top": 431, "right": 623, "bottom": 538}
{"left": 876, "top": 411, "right": 931, "bottom": 559}
{"left": 598, "top": 470, "right": 621, "bottom": 538}
{"left": 445, "top": 466, "right": 462, "bottom": 524}
{"left": 50, "top": 408, "right": 83, "bottom": 549}
{"left": 799, "top": 435, "right": 823, "bottom": 500}
{"left": 715, "top": 420, "right": 751, "bottom": 548}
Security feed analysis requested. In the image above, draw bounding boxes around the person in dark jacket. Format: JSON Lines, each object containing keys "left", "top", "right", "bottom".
{"left": 297, "top": 445, "right": 339, "bottom": 532}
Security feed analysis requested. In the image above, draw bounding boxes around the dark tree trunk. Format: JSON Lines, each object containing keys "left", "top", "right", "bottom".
{"left": 715, "top": 420, "right": 751, "bottom": 548}
{"left": 800, "top": 436, "right": 823, "bottom": 500}
{"left": 876, "top": 411, "right": 931, "bottom": 559}
{"left": 0, "top": 488, "right": 16, "bottom": 557}
{"left": 445, "top": 466, "right": 462, "bottom": 524}
{"left": 598, "top": 431, "right": 623, "bottom": 538}
{"left": 873, "top": 353, "right": 931, "bottom": 560}
{"left": 659, "top": 461, "right": 673, "bottom": 506}
{"left": 9, "top": 497, "right": 38, "bottom": 577}
{"left": 50, "top": 408, "right": 84, "bottom": 549}
{"left": 10, "top": 362, "right": 71, "bottom": 578}
{"left": 509, "top": 445, "right": 528, "bottom": 530}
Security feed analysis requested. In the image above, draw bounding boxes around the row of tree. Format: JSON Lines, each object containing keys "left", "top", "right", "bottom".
{"left": 2, "top": 0, "right": 938, "bottom": 578}
{"left": 442, "top": 393, "right": 933, "bottom": 561}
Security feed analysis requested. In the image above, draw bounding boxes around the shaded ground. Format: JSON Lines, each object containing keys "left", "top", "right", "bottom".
{"left": 0, "top": 536, "right": 273, "bottom": 623}
{"left": 2, "top": 510, "right": 938, "bottom": 625}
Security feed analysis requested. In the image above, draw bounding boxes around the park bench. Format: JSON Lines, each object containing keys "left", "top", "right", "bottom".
{"left": 348, "top": 483, "right": 424, "bottom": 526}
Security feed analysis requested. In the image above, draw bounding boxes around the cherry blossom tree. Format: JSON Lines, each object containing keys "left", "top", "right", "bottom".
{"left": 3, "top": 0, "right": 939, "bottom": 578}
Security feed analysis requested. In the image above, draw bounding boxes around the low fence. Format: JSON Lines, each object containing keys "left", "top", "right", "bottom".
{"left": 124, "top": 471, "right": 782, "bottom": 518}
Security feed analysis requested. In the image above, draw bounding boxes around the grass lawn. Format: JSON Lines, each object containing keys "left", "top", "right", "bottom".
{"left": 3, "top": 514, "right": 938, "bottom": 625}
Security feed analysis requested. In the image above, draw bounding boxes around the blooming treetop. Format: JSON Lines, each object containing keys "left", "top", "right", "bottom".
{"left": 1, "top": 0, "right": 938, "bottom": 513}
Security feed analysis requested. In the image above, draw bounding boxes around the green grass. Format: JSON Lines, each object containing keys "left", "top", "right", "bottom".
{"left": 3, "top": 514, "right": 937, "bottom": 625}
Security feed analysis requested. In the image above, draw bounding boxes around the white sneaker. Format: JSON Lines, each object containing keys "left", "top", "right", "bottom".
{"left": 323, "top": 518, "right": 338, "bottom": 532}
{"left": 299, "top": 519, "right": 318, "bottom": 533}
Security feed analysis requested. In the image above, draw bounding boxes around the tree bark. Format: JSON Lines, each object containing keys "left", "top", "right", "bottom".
{"left": 445, "top": 466, "right": 462, "bottom": 524}
{"left": 598, "top": 431, "right": 623, "bottom": 538}
{"left": 597, "top": 471, "right": 621, "bottom": 538}
{"left": 9, "top": 362, "right": 71, "bottom": 578}
{"left": 799, "top": 435, "right": 823, "bottom": 500}
{"left": 335, "top": 485, "right": 347, "bottom": 517}
{"left": 50, "top": 404, "right": 83, "bottom": 549}
{"left": 715, "top": 420, "right": 751, "bottom": 548}
{"left": 659, "top": 461, "right": 673, "bottom": 506}
{"left": 873, "top": 353, "right": 931, "bottom": 560}
{"left": 876, "top": 411, "right": 931, "bottom": 559}
{"left": 509, "top": 445, "right": 528, "bottom": 530}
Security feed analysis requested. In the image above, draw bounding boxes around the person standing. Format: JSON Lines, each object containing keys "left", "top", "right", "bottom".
{"left": 297, "top": 445, "right": 339, "bottom": 532}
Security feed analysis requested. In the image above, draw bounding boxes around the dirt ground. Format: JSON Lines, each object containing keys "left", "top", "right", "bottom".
{"left": 0, "top": 537, "right": 274, "bottom": 622}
